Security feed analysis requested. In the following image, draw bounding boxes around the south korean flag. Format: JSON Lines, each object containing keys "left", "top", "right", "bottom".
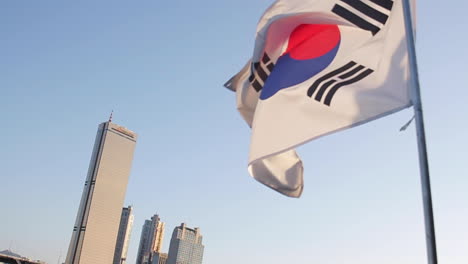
{"left": 225, "top": 0, "right": 416, "bottom": 197}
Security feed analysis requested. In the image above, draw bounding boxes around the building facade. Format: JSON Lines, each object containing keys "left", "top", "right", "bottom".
{"left": 151, "top": 252, "right": 168, "bottom": 264}
{"left": 113, "top": 206, "right": 134, "bottom": 264}
{"left": 136, "top": 220, "right": 153, "bottom": 264}
{"left": 136, "top": 214, "right": 165, "bottom": 264}
{"left": 65, "top": 121, "right": 137, "bottom": 264}
{"left": 167, "top": 223, "right": 204, "bottom": 264}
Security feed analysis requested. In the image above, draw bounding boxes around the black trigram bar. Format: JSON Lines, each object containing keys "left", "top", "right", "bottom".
{"left": 332, "top": 0, "right": 393, "bottom": 35}
{"left": 307, "top": 61, "right": 357, "bottom": 97}
{"left": 369, "top": 0, "right": 394, "bottom": 10}
{"left": 324, "top": 68, "right": 373, "bottom": 106}
{"left": 307, "top": 61, "right": 374, "bottom": 106}
{"left": 248, "top": 53, "right": 276, "bottom": 92}
{"left": 256, "top": 63, "right": 269, "bottom": 82}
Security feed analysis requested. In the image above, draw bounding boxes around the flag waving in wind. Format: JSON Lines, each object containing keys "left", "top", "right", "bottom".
{"left": 225, "top": 0, "right": 416, "bottom": 197}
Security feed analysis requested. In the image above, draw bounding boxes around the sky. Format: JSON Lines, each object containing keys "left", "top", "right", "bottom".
{"left": 1, "top": 1, "right": 467, "bottom": 264}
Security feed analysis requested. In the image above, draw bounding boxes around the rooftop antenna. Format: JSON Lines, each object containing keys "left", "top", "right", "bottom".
{"left": 109, "top": 110, "right": 113, "bottom": 122}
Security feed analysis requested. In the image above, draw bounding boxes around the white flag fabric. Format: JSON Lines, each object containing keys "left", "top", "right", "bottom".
{"left": 225, "top": 0, "right": 415, "bottom": 197}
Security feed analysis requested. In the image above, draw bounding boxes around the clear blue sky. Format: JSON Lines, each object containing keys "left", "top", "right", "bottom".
{"left": 1, "top": 1, "right": 467, "bottom": 264}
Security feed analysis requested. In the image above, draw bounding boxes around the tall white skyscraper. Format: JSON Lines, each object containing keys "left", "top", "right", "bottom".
{"left": 65, "top": 120, "right": 137, "bottom": 264}
{"left": 136, "top": 214, "right": 165, "bottom": 264}
{"left": 113, "top": 206, "right": 134, "bottom": 264}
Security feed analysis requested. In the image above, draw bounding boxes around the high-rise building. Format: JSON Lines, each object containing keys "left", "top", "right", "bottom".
{"left": 136, "top": 220, "right": 153, "bottom": 264}
{"left": 136, "top": 214, "right": 165, "bottom": 264}
{"left": 65, "top": 120, "right": 137, "bottom": 264}
{"left": 167, "top": 223, "right": 204, "bottom": 264}
{"left": 113, "top": 206, "right": 134, "bottom": 264}
{"left": 151, "top": 252, "right": 168, "bottom": 264}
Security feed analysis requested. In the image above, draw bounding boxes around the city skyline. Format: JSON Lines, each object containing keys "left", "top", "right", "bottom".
{"left": 133, "top": 213, "right": 205, "bottom": 264}
{"left": 1, "top": 1, "right": 467, "bottom": 264}
{"left": 65, "top": 121, "right": 137, "bottom": 264}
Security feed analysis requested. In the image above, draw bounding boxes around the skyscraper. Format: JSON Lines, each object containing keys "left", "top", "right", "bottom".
{"left": 136, "top": 214, "right": 165, "bottom": 264}
{"left": 151, "top": 252, "right": 168, "bottom": 264}
{"left": 136, "top": 220, "right": 153, "bottom": 264}
{"left": 113, "top": 206, "right": 134, "bottom": 264}
{"left": 167, "top": 223, "right": 204, "bottom": 264}
{"left": 65, "top": 120, "right": 137, "bottom": 264}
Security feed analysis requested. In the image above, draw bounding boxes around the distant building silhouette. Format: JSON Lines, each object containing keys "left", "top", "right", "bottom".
{"left": 167, "top": 223, "right": 204, "bottom": 264}
{"left": 136, "top": 214, "right": 165, "bottom": 264}
{"left": 65, "top": 120, "right": 137, "bottom": 264}
{"left": 113, "top": 206, "right": 134, "bottom": 264}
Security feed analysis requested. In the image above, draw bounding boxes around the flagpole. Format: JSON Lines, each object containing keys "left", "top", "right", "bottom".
{"left": 401, "top": 1, "right": 438, "bottom": 264}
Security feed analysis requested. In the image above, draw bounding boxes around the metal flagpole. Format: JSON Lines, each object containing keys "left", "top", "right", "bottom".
{"left": 401, "top": 0, "right": 438, "bottom": 263}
